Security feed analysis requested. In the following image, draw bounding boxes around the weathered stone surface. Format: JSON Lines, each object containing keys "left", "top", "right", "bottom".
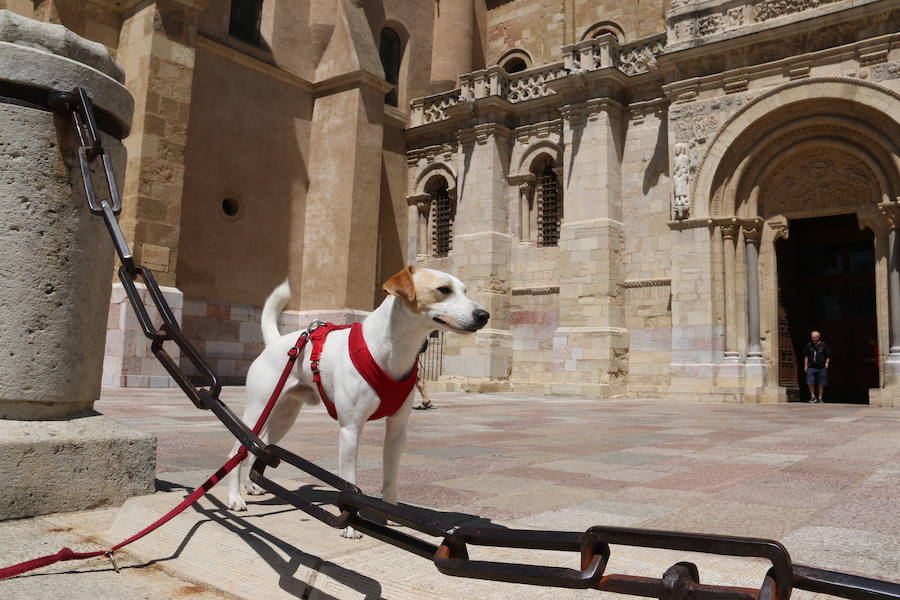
{"left": 0, "top": 415, "right": 155, "bottom": 519}
{"left": 0, "top": 102, "right": 124, "bottom": 419}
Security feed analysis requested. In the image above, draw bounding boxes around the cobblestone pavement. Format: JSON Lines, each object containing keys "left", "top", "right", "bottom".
{"left": 93, "top": 388, "right": 900, "bottom": 585}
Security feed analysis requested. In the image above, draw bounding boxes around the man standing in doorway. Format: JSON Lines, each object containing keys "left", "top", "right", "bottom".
{"left": 804, "top": 330, "right": 831, "bottom": 403}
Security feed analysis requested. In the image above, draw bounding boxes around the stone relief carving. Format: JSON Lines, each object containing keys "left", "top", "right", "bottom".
{"left": 669, "top": 0, "right": 847, "bottom": 44}
{"left": 752, "top": 0, "right": 842, "bottom": 22}
{"left": 670, "top": 94, "right": 748, "bottom": 143}
{"left": 762, "top": 150, "right": 878, "bottom": 216}
{"left": 871, "top": 62, "right": 900, "bottom": 82}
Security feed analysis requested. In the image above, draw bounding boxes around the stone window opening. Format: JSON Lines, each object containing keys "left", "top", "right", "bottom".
{"left": 379, "top": 27, "right": 404, "bottom": 107}
{"left": 497, "top": 49, "right": 532, "bottom": 74}
{"left": 429, "top": 178, "right": 455, "bottom": 258}
{"left": 534, "top": 160, "right": 562, "bottom": 247}
{"left": 228, "top": 0, "right": 263, "bottom": 47}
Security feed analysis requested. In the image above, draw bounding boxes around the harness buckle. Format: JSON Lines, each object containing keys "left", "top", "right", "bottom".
{"left": 305, "top": 319, "right": 327, "bottom": 335}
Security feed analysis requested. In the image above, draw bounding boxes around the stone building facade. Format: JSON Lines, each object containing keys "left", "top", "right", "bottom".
{"left": 5, "top": 0, "right": 899, "bottom": 405}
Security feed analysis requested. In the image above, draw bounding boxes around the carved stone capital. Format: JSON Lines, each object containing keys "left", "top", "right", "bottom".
{"left": 407, "top": 193, "right": 431, "bottom": 213}
{"left": 878, "top": 201, "right": 900, "bottom": 230}
{"left": 720, "top": 218, "right": 741, "bottom": 241}
{"left": 508, "top": 173, "right": 536, "bottom": 187}
{"left": 741, "top": 218, "right": 764, "bottom": 244}
{"left": 766, "top": 215, "right": 790, "bottom": 241}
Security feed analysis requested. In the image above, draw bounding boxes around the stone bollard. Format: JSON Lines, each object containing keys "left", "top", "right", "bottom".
{"left": 0, "top": 10, "right": 155, "bottom": 519}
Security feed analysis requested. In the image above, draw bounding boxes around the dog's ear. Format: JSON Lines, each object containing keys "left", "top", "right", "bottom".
{"left": 382, "top": 266, "right": 416, "bottom": 302}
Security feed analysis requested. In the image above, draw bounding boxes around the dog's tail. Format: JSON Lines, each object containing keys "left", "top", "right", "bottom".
{"left": 261, "top": 279, "right": 291, "bottom": 347}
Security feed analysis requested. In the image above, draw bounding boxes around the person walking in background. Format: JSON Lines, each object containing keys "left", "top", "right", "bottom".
{"left": 804, "top": 330, "right": 831, "bottom": 403}
{"left": 413, "top": 336, "right": 433, "bottom": 410}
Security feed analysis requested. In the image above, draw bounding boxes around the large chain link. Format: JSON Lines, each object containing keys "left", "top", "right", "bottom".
{"left": 45, "top": 86, "right": 900, "bottom": 600}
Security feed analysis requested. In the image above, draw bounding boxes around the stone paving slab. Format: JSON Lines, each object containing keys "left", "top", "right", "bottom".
{"left": 0, "top": 508, "right": 233, "bottom": 599}
{"left": 2, "top": 388, "right": 899, "bottom": 599}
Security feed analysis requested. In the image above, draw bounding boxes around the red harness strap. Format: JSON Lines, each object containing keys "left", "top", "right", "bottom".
{"left": 309, "top": 322, "right": 418, "bottom": 421}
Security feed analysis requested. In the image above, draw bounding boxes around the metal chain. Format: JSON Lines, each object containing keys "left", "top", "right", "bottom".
{"left": 49, "top": 86, "right": 900, "bottom": 600}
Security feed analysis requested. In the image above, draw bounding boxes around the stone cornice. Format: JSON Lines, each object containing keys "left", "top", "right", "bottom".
{"left": 313, "top": 70, "right": 394, "bottom": 98}
{"left": 197, "top": 36, "right": 313, "bottom": 93}
{"left": 86, "top": 0, "right": 210, "bottom": 13}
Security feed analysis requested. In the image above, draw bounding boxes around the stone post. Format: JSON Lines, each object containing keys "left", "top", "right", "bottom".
{"left": 508, "top": 173, "right": 535, "bottom": 244}
{"left": 0, "top": 10, "right": 154, "bottom": 519}
{"left": 722, "top": 219, "right": 740, "bottom": 361}
{"left": 743, "top": 219, "right": 764, "bottom": 361}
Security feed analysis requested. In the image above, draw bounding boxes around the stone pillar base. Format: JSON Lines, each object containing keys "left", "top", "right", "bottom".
{"left": 0, "top": 414, "right": 155, "bottom": 520}
{"left": 551, "top": 327, "right": 629, "bottom": 387}
{"left": 103, "top": 282, "right": 183, "bottom": 388}
{"left": 441, "top": 328, "right": 512, "bottom": 382}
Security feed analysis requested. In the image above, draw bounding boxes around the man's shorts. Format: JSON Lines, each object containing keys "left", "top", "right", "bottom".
{"left": 806, "top": 367, "right": 828, "bottom": 385}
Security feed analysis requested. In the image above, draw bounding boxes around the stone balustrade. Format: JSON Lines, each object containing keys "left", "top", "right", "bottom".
{"left": 409, "top": 33, "right": 666, "bottom": 127}
{"left": 410, "top": 89, "right": 460, "bottom": 126}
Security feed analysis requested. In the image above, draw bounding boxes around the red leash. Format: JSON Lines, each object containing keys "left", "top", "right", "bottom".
{"left": 0, "top": 334, "right": 308, "bottom": 580}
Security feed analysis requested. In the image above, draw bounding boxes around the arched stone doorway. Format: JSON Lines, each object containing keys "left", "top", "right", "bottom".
{"left": 671, "top": 78, "right": 900, "bottom": 406}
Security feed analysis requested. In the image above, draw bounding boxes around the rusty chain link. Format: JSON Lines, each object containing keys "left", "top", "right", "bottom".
{"left": 43, "top": 85, "right": 900, "bottom": 600}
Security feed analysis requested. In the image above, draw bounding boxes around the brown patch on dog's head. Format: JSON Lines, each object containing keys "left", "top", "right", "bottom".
{"left": 408, "top": 268, "right": 451, "bottom": 312}
{"left": 382, "top": 266, "right": 417, "bottom": 303}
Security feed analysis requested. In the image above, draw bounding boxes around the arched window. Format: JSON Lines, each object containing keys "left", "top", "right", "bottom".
{"left": 581, "top": 21, "right": 625, "bottom": 43}
{"left": 427, "top": 178, "right": 455, "bottom": 257}
{"left": 229, "top": 0, "right": 263, "bottom": 46}
{"left": 534, "top": 159, "right": 561, "bottom": 247}
{"left": 379, "top": 28, "right": 403, "bottom": 107}
{"left": 497, "top": 49, "right": 532, "bottom": 74}
{"left": 502, "top": 56, "right": 527, "bottom": 73}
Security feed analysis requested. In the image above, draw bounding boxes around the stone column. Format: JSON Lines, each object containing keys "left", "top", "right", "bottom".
{"left": 406, "top": 193, "right": 431, "bottom": 259}
{"left": 552, "top": 98, "right": 628, "bottom": 396}
{"left": 430, "top": 0, "right": 475, "bottom": 91}
{"left": 743, "top": 219, "right": 764, "bottom": 361}
{"left": 0, "top": 11, "right": 154, "bottom": 519}
{"left": 722, "top": 219, "right": 740, "bottom": 361}
{"left": 508, "top": 174, "right": 535, "bottom": 244}
{"left": 440, "top": 124, "right": 512, "bottom": 390}
{"left": 878, "top": 203, "right": 900, "bottom": 358}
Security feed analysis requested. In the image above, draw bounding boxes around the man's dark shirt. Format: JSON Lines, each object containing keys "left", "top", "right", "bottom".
{"left": 804, "top": 341, "right": 831, "bottom": 368}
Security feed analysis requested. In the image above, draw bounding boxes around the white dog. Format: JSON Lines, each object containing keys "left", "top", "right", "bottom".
{"left": 226, "top": 266, "right": 489, "bottom": 538}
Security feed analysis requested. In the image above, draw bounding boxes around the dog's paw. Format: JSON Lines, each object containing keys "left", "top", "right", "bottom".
{"left": 340, "top": 526, "right": 364, "bottom": 540}
{"left": 385, "top": 520, "right": 400, "bottom": 527}
{"left": 227, "top": 496, "right": 248, "bottom": 511}
{"left": 244, "top": 482, "right": 266, "bottom": 496}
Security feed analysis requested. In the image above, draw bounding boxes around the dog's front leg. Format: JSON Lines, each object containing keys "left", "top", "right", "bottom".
{"left": 338, "top": 421, "right": 365, "bottom": 539}
{"left": 382, "top": 400, "right": 412, "bottom": 506}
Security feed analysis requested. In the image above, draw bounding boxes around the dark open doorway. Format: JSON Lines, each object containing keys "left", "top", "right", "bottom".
{"left": 776, "top": 214, "right": 878, "bottom": 404}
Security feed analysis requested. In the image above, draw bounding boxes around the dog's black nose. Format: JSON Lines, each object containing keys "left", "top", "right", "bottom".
{"left": 473, "top": 309, "right": 490, "bottom": 326}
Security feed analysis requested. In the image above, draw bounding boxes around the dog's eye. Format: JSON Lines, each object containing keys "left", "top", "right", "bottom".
{"left": 438, "top": 286, "right": 452, "bottom": 295}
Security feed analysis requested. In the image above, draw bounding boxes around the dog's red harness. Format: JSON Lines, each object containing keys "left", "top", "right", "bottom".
{"left": 305, "top": 322, "right": 418, "bottom": 421}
